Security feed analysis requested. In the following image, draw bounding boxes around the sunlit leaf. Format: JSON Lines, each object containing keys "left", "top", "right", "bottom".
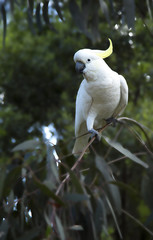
{"left": 12, "top": 139, "right": 40, "bottom": 151}
{"left": 46, "top": 144, "right": 59, "bottom": 183}
{"left": 103, "top": 136, "right": 148, "bottom": 168}
{"left": 68, "top": 225, "right": 84, "bottom": 231}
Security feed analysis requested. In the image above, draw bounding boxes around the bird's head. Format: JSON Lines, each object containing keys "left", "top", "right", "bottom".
{"left": 73, "top": 39, "right": 113, "bottom": 78}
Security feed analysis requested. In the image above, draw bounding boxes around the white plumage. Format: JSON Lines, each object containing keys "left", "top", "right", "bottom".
{"left": 72, "top": 41, "right": 128, "bottom": 155}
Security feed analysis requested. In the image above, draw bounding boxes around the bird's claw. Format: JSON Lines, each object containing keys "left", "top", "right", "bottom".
{"left": 106, "top": 117, "right": 118, "bottom": 127}
{"left": 89, "top": 129, "right": 101, "bottom": 141}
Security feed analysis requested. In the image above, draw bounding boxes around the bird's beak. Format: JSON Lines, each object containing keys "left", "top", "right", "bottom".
{"left": 75, "top": 61, "right": 85, "bottom": 74}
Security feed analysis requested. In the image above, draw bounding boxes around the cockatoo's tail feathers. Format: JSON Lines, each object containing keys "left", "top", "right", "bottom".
{"left": 93, "top": 38, "right": 113, "bottom": 59}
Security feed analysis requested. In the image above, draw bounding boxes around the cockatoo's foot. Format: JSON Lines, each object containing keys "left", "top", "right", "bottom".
{"left": 106, "top": 117, "right": 117, "bottom": 127}
{"left": 89, "top": 129, "right": 101, "bottom": 141}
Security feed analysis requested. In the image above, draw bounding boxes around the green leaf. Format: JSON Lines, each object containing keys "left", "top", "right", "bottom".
{"left": 0, "top": 168, "right": 5, "bottom": 200}
{"left": 69, "top": 0, "right": 90, "bottom": 38}
{"left": 3, "top": 190, "right": 14, "bottom": 213}
{"left": 90, "top": 214, "right": 98, "bottom": 240}
{"left": 43, "top": 0, "right": 55, "bottom": 31}
{"left": 94, "top": 197, "right": 107, "bottom": 235}
{"left": 33, "top": 177, "right": 65, "bottom": 206}
{"left": 27, "top": 0, "right": 34, "bottom": 15}
{"left": 27, "top": 6, "right": 36, "bottom": 35}
{"left": 36, "top": 3, "right": 43, "bottom": 32}
{"left": 68, "top": 225, "right": 83, "bottom": 231}
{"left": 63, "top": 193, "right": 89, "bottom": 202}
{"left": 62, "top": 164, "right": 84, "bottom": 194}
{"left": 0, "top": 219, "right": 9, "bottom": 240}
{"left": 53, "top": 0, "right": 64, "bottom": 21}
{"left": 3, "top": 166, "right": 21, "bottom": 197}
{"left": 95, "top": 155, "right": 121, "bottom": 213}
{"left": 141, "top": 174, "right": 153, "bottom": 210}
{"left": 12, "top": 139, "right": 40, "bottom": 151}
{"left": 105, "top": 195, "right": 122, "bottom": 239}
{"left": 1, "top": 4, "right": 7, "bottom": 47}
{"left": 46, "top": 145, "right": 59, "bottom": 183}
{"left": 99, "top": 0, "right": 110, "bottom": 23}
{"left": 55, "top": 214, "right": 66, "bottom": 240}
{"left": 123, "top": 0, "right": 135, "bottom": 29}
{"left": 110, "top": 181, "right": 139, "bottom": 200}
{"left": 103, "top": 136, "right": 148, "bottom": 168}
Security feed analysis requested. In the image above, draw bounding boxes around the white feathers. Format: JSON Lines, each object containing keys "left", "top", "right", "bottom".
{"left": 72, "top": 48, "right": 128, "bottom": 155}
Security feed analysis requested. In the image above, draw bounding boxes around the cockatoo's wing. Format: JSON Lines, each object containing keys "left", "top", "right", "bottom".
{"left": 113, "top": 75, "right": 128, "bottom": 117}
{"left": 73, "top": 80, "right": 92, "bottom": 155}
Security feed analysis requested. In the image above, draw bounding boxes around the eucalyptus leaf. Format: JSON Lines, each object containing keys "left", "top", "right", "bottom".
{"left": 62, "top": 164, "right": 84, "bottom": 194}
{"left": 43, "top": 1, "right": 55, "bottom": 31}
{"left": 63, "top": 193, "right": 89, "bottom": 202}
{"left": 36, "top": 3, "right": 43, "bottom": 32}
{"left": 68, "top": 225, "right": 84, "bottom": 231}
{"left": 105, "top": 195, "right": 122, "bottom": 239}
{"left": 53, "top": 0, "right": 64, "bottom": 21}
{"left": 0, "top": 219, "right": 9, "bottom": 240}
{"left": 95, "top": 155, "right": 121, "bottom": 213}
{"left": 27, "top": 0, "right": 34, "bottom": 14}
{"left": 1, "top": 4, "right": 7, "bottom": 47}
{"left": 12, "top": 139, "right": 40, "bottom": 151}
{"left": 99, "top": 0, "right": 110, "bottom": 23}
{"left": 33, "top": 178, "right": 65, "bottom": 206}
{"left": 103, "top": 136, "right": 148, "bottom": 168}
{"left": 141, "top": 174, "right": 153, "bottom": 210}
{"left": 0, "top": 168, "right": 5, "bottom": 200}
{"left": 3, "top": 166, "right": 21, "bottom": 197}
{"left": 94, "top": 197, "right": 107, "bottom": 235}
{"left": 123, "top": 0, "right": 135, "bottom": 29}
{"left": 55, "top": 214, "right": 66, "bottom": 240}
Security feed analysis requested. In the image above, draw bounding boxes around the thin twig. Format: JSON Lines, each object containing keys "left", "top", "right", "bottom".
{"left": 108, "top": 152, "right": 147, "bottom": 165}
{"left": 55, "top": 122, "right": 110, "bottom": 196}
{"left": 122, "top": 209, "right": 153, "bottom": 237}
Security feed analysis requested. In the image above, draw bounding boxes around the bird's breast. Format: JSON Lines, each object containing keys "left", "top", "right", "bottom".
{"left": 85, "top": 79, "right": 121, "bottom": 120}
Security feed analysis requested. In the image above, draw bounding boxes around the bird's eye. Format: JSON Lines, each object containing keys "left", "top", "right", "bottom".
{"left": 87, "top": 59, "right": 91, "bottom": 62}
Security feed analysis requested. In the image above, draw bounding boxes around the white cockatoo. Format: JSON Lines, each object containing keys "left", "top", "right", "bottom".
{"left": 72, "top": 39, "right": 128, "bottom": 155}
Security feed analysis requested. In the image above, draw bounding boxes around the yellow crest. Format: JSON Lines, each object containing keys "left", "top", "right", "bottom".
{"left": 94, "top": 39, "right": 113, "bottom": 59}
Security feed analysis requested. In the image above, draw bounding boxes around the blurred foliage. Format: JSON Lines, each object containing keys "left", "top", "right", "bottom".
{"left": 0, "top": 0, "right": 153, "bottom": 240}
